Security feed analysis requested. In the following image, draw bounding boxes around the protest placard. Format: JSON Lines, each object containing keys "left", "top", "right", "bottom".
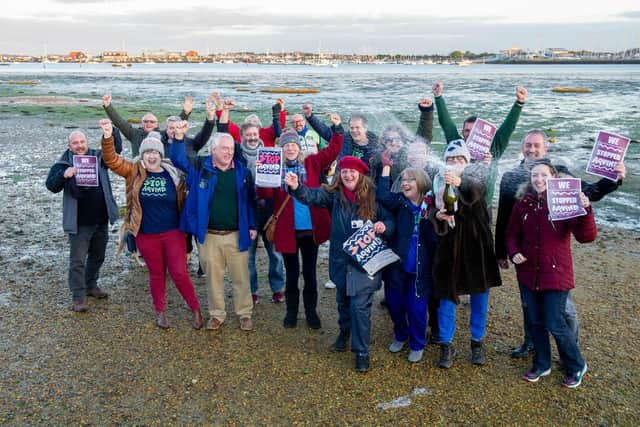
{"left": 342, "top": 220, "right": 399, "bottom": 276}
{"left": 546, "top": 178, "right": 586, "bottom": 221}
{"left": 586, "top": 131, "right": 630, "bottom": 181}
{"left": 465, "top": 118, "right": 497, "bottom": 161}
{"left": 255, "top": 147, "right": 283, "bottom": 188}
{"left": 72, "top": 155, "right": 99, "bottom": 187}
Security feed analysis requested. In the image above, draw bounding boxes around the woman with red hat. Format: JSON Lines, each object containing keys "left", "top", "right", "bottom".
{"left": 285, "top": 155, "right": 394, "bottom": 372}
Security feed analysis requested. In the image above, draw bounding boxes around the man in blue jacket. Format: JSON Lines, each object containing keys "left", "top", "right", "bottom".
{"left": 171, "top": 131, "right": 257, "bottom": 332}
{"left": 46, "top": 130, "right": 120, "bottom": 312}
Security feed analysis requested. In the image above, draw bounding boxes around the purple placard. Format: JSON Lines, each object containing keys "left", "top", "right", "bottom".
{"left": 465, "top": 118, "right": 497, "bottom": 161}
{"left": 586, "top": 131, "right": 630, "bottom": 181}
{"left": 546, "top": 178, "right": 586, "bottom": 221}
{"left": 255, "top": 147, "right": 283, "bottom": 188}
{"left": 73, "top": 155, "right": 99, "bottom": 187}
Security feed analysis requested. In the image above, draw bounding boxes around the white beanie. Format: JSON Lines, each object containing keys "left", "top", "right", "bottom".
{"left": 444, "top": 139, "right": 470, "bottom": 163}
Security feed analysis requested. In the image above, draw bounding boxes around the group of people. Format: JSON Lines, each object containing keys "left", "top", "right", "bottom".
{"left": 46, "top": 83, "right": 627, "bottom": 387}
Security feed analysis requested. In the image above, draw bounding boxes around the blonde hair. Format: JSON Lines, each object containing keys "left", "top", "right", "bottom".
{"left": 400, "top": 167, "right": 431, "bottom": 200}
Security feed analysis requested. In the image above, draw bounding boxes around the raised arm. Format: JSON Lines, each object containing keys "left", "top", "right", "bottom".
{"left": 433, "top": 82, "right": 462, "bottom": 143}
{"left": 99, "top": 119, "right": 135, "bottom": 178}
{"left": 286, "top": 172, "right": 333, "bottom": 209}
{"left": 102, "top": 94, "right": 137, "bottom": 143}
{"left": 416, "top": 98, "right": 434, "bottom": 142}
{"left": 303, "top": 103, "right": 333, "bottom": 141}
{"left": 491, "top": 86, "right": 526, "bottom": 159}
{"left": 311, "top": 113, "right": 344, "bottom": 170}
{"left": 191, "top": 97, "right": 216, "bottom": 151}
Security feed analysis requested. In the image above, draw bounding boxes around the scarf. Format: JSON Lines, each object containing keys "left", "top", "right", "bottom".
{"left": 282, "top": 159, "right": 307, "bottom": 190}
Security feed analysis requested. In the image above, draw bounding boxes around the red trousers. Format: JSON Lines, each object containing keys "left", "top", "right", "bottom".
{"left": 136, "top": 229, "right": 200, "bottom": 313}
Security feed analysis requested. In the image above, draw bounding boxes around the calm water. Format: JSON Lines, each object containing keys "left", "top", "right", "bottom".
{"left": 1, "top": 62, "right": 638, "bottom": 230}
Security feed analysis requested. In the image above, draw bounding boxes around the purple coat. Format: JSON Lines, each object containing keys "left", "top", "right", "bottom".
{"left": 506, "top": 191, "right": 597, "bottom": 292}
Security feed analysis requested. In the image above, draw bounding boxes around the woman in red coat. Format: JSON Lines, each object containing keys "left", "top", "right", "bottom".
{"left": 507, "top": 158, "right": 596, "bottom": 388}
{"left": 258, "top": 117, "right": 343, "bottom": 329}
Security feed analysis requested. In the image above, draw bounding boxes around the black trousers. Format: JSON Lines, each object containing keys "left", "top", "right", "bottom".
{"left": 282, "top": 234, "right": 319, "bottom": 316}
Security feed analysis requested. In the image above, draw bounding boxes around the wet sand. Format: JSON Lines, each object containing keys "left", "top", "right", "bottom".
{"left": 0, "top": 115, "right": 638, "bottom": 425}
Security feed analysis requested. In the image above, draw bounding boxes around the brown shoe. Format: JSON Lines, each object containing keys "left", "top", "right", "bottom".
{"left": 192, "top": 310, "right": 203, "bottom": 330}
{"left": 240, "top": 316, "right": 253, "bottom": 331}
{"left": 87, "top": 287, "right": 109, "bottom": 299}
{"left": 71, "top": 297, "right": 88, "bottom": 312}
{"left": 156, "top": 312, "right": 169, "bottom": 329}
{"left": 206, "top": 317, "right": 223, "bottom": 330}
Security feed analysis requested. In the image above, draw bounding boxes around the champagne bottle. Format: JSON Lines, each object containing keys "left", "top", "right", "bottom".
{"left": 443, "top": 183, "right": 458, "bottom": 215}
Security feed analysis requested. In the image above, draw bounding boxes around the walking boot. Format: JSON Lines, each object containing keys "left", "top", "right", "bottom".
{"left": 471, "top": 339, "right": 486, "bottom": 365}
{"left": 355, "top": 354, "right": 370, "bottom": 372}
{"left": 334, "top": 328, "right": 350, "bottom": 352}
{"left": 283, "top": 311, "right": 297, "bottom": 328}
{"left": 305, "top": 310, "right": 322, "bottom": 329}
{"left": 438, "top": 343, "right": 456, "bottom": 369}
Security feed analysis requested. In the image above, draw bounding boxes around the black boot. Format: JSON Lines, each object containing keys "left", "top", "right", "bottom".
{"left": 439, "top": 343, "right": 456, "bottom": 369}
{"left": 305, "top": 310, "right": 321, "bottom": 329}
{"left": 511, "top": 342, "right": 534, "bottom": 359}
{"left": 355, "top": 354, "right": 370, "bottom": 372}
{"left": 283, "top": 289, "right": 299, "bottom": 328}
{"left": 334, "top": 328, "right": 350, "bottom": 352}
{"left": 471, "top": 339, "right": 486, "bottom": 365}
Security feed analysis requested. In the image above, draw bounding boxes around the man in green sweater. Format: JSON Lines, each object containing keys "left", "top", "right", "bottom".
{"left": 432, "top": 82, "right": 527, "bottom": 205}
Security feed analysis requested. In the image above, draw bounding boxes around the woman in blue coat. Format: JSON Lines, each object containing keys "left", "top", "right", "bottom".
{"left": 377, "top": 161, "right": 439, "bottom": 363}
{"left": 285, "top": 156, "right": 394, "bottom": 372}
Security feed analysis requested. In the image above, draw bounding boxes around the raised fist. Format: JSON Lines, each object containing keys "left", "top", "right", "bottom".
{"left": 302, "top": 103, "right": 313, "bottom": 117}
{"left": 99, "top": 118, "right": 113, "bottom": 138}
{"left": 102, "top": 94, "right": 112, "bottom": 107}
{"left": 432, "top": 82, "right": 443, "bottom": 97}
{"left": 516, "top": 86, "right": 527, "bottom": 103}
{"left": 329, "top": 113, "right": 341, "bottom": 126}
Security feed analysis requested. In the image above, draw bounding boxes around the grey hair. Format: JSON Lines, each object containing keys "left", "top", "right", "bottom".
{"left": 348, "top": 112, "right": 368, "bottom": 127}
{"left": 244, "top": 114, "right": 263, "bottom": 128}
{"left": 240, "top": 122, "right": 260, "bottom": 136}
{"left": 522, "top": 129, "right": 549, "bottom": 148}
{"left": 166, "top": 115, "right": 181, "bottom": 125}
{"left": 68, "top": 130, "right": 86, "bottom": 143}
{"left": 209, "top": 132, "right": 234, "bottom": 150}
{"left": 141, "top": 112, "right": 157, "bottom": 122}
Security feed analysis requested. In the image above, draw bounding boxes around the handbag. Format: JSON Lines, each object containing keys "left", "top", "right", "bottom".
{"left": 264, "top": 195, "right": 291, "bottom": 243}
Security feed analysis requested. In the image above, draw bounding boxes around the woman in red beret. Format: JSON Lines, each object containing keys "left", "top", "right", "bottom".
{"left": 285, "top": 155, "right": 394, "bottom": 372}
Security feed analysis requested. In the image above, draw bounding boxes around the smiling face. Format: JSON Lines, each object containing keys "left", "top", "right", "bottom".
{"left": 291, "top": 114, "right": 306, "bottom": 132}
{"left": 340, "top": 168, "right": 360, "bottom": 192}
{"left": 522, "top": 132, "right": 548, "bottom": 161}
{"left": 349, "top": 118, "right": 368, "bottom": 144}
{"left": 141, "top": 113, "right": 159, "bottom": 133}
{"left": 142, "top": 150, "right": 162, "bottom": 172}
{"left": 400, "top": 173, "right": 419, "bottom": 201}
{"left": 242, "top": 125, "right": 260, "bottom": 149}
{"left": 383, "top": 131, "right": 403, "bottom": 153}
{"left": 283, "top": 142, "right": 300, "bottom": 161}
{"left": 212, "top": 136, "right": 235, "bottom": 169}
{"left": 68, "top": 131, "right": 89, "bottom": 155}
{"left": 530, "top": 163, "right": 555, "bottom": 193}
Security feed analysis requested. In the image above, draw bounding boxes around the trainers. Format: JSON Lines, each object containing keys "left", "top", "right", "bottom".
{"left": 334, "top": 329, "right": 350, "bottom": 352}
{"left": 438, "top": 343, "right": 456, "bottom": 369}
{"left": 562, "top": 364, "right": 587, "bottom": 388}
{"left": 271, "top": 291, "right": 285, "bottom": 303}
{"left": 355, "top": 354, "right": 370, "bottom": 372}
{"left": 156, "top": 312, "right": 169, "bottom": 329}
{"left": 522, "top": 367, "right": 551, "bottom": 382}
{"left": 324, "top": 279, "right": 336, "bottom": 289}
{"left": 240, "top": 317, "right": 253, "bottom": 331}
{"left": 206, "top": 318, "right": 223, "bottom": 330}
{"left": 470, "top": 339, "right": 486, "bottom": 365}
{"left": 511, "top": 343, "right": 534, "bottom": 358}
{"left": 408, "top": 349, "right": 424, "bottom": 363}
{"left": 388, "top": 339, "right": 406, "bottom": 353}
{"left": 252, "top": 294, "right": 258, "bottom": 305}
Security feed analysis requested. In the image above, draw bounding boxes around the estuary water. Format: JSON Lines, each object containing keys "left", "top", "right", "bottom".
{"left": 1, "top": 62, "right": 638, "bottom": 230}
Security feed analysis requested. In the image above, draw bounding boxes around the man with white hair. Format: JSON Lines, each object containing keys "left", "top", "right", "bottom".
{"left": 46, "top": 130, "right": 120, "bottom": 312}
{"left": 495, "top": 129, "right": 626, "bottom": 358}
{"left": 170, "top": 128, "right": 258, "bottom": 332}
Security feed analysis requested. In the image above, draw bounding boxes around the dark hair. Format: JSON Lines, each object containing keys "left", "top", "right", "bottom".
{"left": 463, "top": 116, "right": 477, "bottom": 125}
{"left": 517, "top": 157, "right": 558, "bottom": 198}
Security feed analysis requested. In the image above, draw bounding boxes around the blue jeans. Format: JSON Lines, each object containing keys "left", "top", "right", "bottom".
{"left": 385, "top": 273, "right": 428, "bottom": 351}
{"left": 68, "top": 223, "right": 109, "bottom": 300}
{"left": 438, "top": 290, "right": 489, "bottom": 344}
{"left": 520, "top": 285, "right": 579, "bottom": 346}
{"left": 248, "top": 229, "right": 284, "bottom": 295}
{"left": 520, "top": 286, "right": 585, "bottom": 375}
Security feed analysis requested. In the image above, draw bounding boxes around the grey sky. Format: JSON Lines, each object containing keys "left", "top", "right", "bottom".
{"left": 2, "top": 1, "right": 639, "bottom": 55}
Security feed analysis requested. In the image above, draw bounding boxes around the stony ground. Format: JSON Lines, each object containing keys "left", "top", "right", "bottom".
{"left": 1, "top": 115, "right": 639, "bottom": 425}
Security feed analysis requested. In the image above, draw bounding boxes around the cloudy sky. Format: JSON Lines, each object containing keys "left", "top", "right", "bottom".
{"left": 3, "top": 0, "right": 639, "bottom": 55}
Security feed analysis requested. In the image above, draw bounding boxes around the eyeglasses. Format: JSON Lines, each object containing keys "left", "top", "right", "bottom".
{"left": 384, "top": 137, "right": 402, "bottom": 143}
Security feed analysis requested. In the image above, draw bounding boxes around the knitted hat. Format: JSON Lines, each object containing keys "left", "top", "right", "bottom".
{"left": 443, "top": 139, "right": 470, "bottom": 163}
{"left": 279, "top": 129, "right": 301, "bottom": 149}
{"left": 140, "top": 136, "right": 164, "bottom": 157}
{"left": 338, "top": 155, "right": 369, "bottom": 175}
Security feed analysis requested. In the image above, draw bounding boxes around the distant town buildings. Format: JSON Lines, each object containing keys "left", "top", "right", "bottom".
{"left": 1, "top": 47, "right": 639, "bottom": 65}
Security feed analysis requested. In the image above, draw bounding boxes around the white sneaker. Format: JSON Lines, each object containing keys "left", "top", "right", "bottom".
{"left": 324, "top": 279, "right": 336, "bottom": 289}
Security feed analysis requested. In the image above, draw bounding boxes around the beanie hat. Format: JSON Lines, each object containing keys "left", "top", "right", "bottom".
{"left": 140, "top": 136, "right": 164, "bottom": 157}
{"left": 443, "top": 139, "right": 470, "bottom": 163}
{"left": 338, "top": 155, "right": 369, "bottom": 175}
{"left": 279, "top": 129, "right": 301, "bottom": 149}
